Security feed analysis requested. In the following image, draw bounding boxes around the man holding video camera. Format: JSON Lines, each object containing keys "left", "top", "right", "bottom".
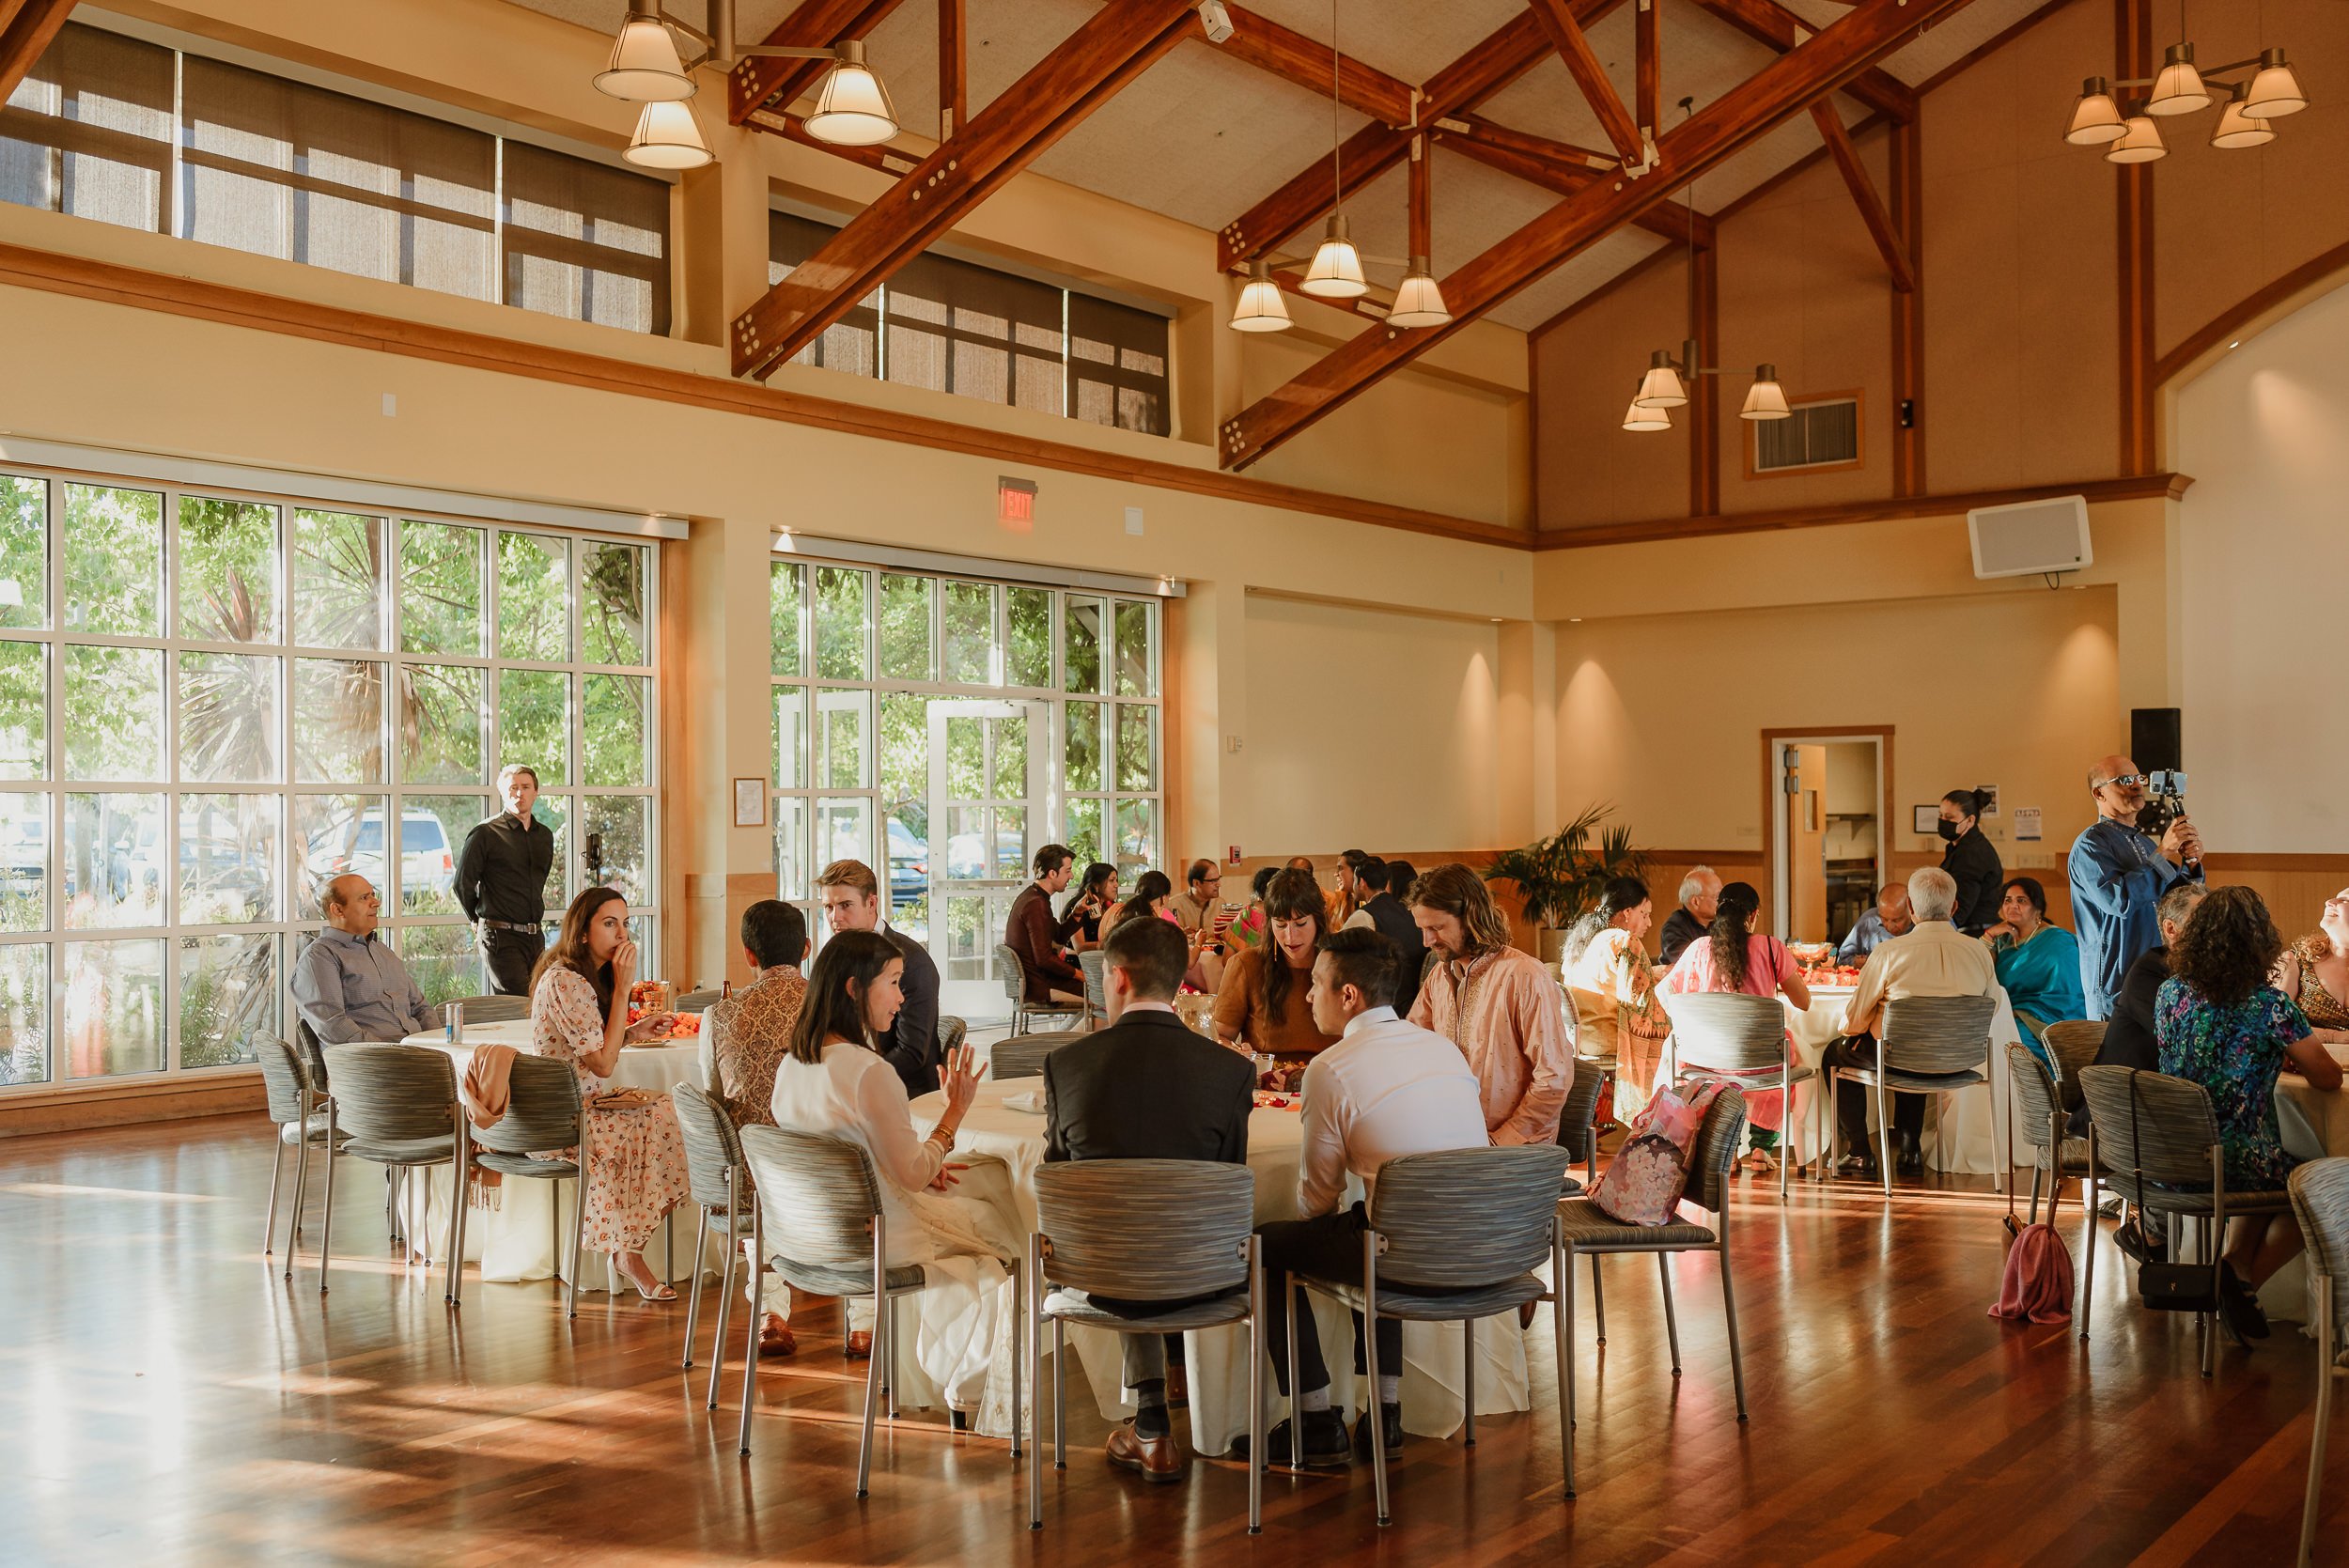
{"left": 2067, "top": 753, "right": 2203, "bottom": 1019}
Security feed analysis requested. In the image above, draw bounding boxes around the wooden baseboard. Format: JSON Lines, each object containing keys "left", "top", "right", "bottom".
{"left": 0, "top": 1071, "right": 265, "bottom": 1140}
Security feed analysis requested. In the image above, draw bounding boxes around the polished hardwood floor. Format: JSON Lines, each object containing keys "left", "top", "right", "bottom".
{"left": 0, "top": 1113, "right": 2339, "bottom": 1566}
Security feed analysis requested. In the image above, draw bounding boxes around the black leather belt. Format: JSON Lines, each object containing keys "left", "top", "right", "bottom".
{"left": 478, "top": 919, "right": 540, "bottom": 932}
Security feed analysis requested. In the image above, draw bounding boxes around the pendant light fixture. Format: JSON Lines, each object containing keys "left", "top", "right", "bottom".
{"left": 1623, "top": 393, "right": 1672, "bottom": 432}
{"left": 2210, "top": 84, "right": 2276, "bottom": 148}
{"left": 2105, "top": 114, "right": 2167, "bottom": 163}
{"left": 2243, "top": 48, "right": 2307, "bottom": 117}
{"left": 2059, "top": 2, "right": 2308, "bottom": 158}
{"left": 625, "top": 101, "right": 713, "bottom": 169}
{"left": 2064, "top": 78, "right": 2128, "bottom": 144}
{"left": 1741, "top": 366, "right": 1792, "bottom": 421}
{"left": 1300, "top": 0, "right": 1366, "bottom": 299}
{"left": 2145, "top": 42, "right": 2208, "bottom": 115}
{"left": 594, "top": 3, "right": 903, "bottom": 148}
{"left": 1388, "top": 257, "right": 1452, "bottom": 329}
{"left": 1229, "top": 261, "right": 1292, "bottom": 333}
{"left": 598, "top": 0, "right": 695, "bottom": 101}
{"left": 1635, "top": 350, "right": 1688, "bottom": 410}
{"left": 802, "top": 40, "right": 898, "bottom": 146}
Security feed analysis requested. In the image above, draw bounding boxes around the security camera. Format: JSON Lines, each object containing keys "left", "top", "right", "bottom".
{"left": 1197, "top": 0, "right": 1234, "bottom": 44}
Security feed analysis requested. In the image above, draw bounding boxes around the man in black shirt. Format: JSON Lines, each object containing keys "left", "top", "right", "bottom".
{"left": 456, "top": 764, "right": 556, "bottom": 995}
{"left": 1657, "top": 867, "right": 1721, "bottom": 966}
{"left": 1359, "top": 860, "right": 1429, "bottom": 1017}
{"left": 815, "top": 857, "right": 941, "bottom": 1099}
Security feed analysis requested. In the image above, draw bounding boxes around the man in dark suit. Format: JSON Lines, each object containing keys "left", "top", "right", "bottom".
{"left": 1043, "top": 914, "right": 1252, "bottom": 1483}
{"left": 815, "top": 858, "right": 941, "bottom": 1100}
{"left": 1359, "top": 860, "right": 1429, "bottom": 1017}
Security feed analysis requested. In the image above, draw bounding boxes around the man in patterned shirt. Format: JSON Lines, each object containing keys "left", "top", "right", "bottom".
{"left": 1404, "top": 862, "right": 1573, "bottom": 1147}
{"left": 704, "top": 898, "right": 809, "bottom": 1358}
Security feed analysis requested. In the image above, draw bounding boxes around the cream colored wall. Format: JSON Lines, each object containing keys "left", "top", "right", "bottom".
{"left": 1532, "top": 256, "right": 1691, "bottom": 528}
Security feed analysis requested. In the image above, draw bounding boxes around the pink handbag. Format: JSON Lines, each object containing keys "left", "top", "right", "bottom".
{"left": 1990, "top": 1113, "right": 2076, "bottom": 1325}
{"left": 1590, "top": 1082, "right": 1722, "bottom": 1226}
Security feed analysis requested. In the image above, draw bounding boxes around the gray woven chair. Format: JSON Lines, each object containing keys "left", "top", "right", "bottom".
{"left": 447, "top": 993, "right": 530, "bottom": 1025}
{"left": 258, "top": 1036, "right": 335, "bottom": 1276}
{"left": 317, "top": 1044, "right": 467, "bottom": 1302}
{"left": 1827, "top": 993, "right": 2000, "bottom": 1197}
{"left": 1553, "top": 1085, "right": 1749, "bottom": 1499}
{"left": 673, "top": 1081, "right": 754, "bottom": 1407}
{"left": 1290, "top": 1142, "right": 1571, "bottom": 1525}
{"left": 2008, "top": 1044, "right": 2097, "bottom": 1226}
{"left": 938, "top": 1016, "right": 967, "bottom": 1058}
{"left": 459, "top": 1053, "right": 587, "bottom": 1313}
{"left": 675, "top": 987, "right": 723, "bottom": 1014}
{"left": 1079, "top": 949, "right": 1108, "bottom": 1028}
{"left": 2289, "top": 1157, "right": 2349, "bottom": 1568}
{"left": 2077, "top": 1064, "right": 2294, "bottom": 1374}
{"left": 1028, "top": 1159, "right": 1263, "bottom": 1531}
{"left": 990, "top": 1029, "right": 1087, "bottom": 1082}
{"left": 294, "top": 1017, "right": 331, "bottom": 1090}
{"left": 1554, "top": 1056, "right": 1612, "bottom": 1342}
{"left": 1672, "top": 991, "right": 1812, "bottom": 1200}
{"left": 996, "top": 943, "right": 1083, "bottom": 1036}
{"left": 2039, "top": 1018, "right": 2105, "bottom": 1113}
{"left": 735, "top": 1125, "right": 1022, "bottom": 1491}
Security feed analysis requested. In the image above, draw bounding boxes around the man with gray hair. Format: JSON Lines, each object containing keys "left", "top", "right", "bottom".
{"left": 1818, "top": 866, "right": 1999, "bottom": 1176}
{"left": 1657, "top": 866, "right": 1722, "bottom": 966}
{"left": 290, "top": 875, "right": 441, "bottom": 1076}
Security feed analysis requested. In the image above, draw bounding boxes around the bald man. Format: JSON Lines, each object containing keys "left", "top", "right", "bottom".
{"left": 291, "top": 875, "right": 442, "bottom": 1060}
{"left": 1836, "top": 884, "right": 1915, "bottom": 965}
{"left": 2068, "top": 753, "right": 2203, "bottom": 1019}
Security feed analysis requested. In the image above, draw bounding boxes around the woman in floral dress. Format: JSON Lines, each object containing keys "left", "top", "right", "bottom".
{"left": 529, "top": 886, "right": 692, "bottom": 1300}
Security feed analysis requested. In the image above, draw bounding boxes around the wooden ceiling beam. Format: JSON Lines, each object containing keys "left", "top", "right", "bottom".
{"left": 1436, "top": 128, "right": 1712, "bottom": 250}
{"left": 733, "top": 0, "right": 1198, "bottom": 379}
{"left": 1218, "top": 5, "right": 1417, "bottom": 127}
{"left": 1807, "top": 99, "right": 1914, "bottom": 291}
{"left": 937, "top": 0, "right": 965, "bottom": 139}
{"left": 1686, "top": 0, "right": 1918, "bottom": 121}
{"left": 1528, "top": 0, "right": 1644, "bottom": 163}
{"left": 1637, "top": 0, "right": 1661, "bottom": 135}
{"left": 1218, "top": 0, "right": 1979, "bottom": 469}
{"left": 1446, "top": 114, "right": 1615, "bottom": 175}
{"left": 0, "top": 0, "right": 72, "bottom": 105}
{"left": 729, "top": 0, "right": 910, "bottom": 125}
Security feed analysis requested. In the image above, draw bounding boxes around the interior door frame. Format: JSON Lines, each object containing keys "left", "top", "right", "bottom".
{"left": 924, "top": 697, "right": 1051, "bottom": 971}
{"left": 1760, "top": 724, "right": 1895, "bottom": 939}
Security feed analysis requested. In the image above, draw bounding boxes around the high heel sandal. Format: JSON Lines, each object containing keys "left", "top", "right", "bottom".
{"left": 618, "top": 1259, "right": 677, "bottom": 1302}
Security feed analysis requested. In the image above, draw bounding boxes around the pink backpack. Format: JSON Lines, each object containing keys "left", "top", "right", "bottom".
{"left": 1590, "top": 1082, "right": 1722, "bottom": 1226}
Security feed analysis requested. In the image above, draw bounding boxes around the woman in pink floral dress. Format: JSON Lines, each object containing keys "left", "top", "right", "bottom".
{"left": 529, "top": 887, "right": 691, "bottom": 1300}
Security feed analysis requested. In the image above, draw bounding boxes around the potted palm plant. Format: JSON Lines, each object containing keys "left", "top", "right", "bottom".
{"left": 1483, "top": 804, "right": 1649, "bottom": 966}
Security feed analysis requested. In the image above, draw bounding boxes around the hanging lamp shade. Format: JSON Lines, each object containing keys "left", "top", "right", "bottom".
{"left": 2146, "top": 42, "right": 2208, "bottom": 116}
{"left": 2243, "top": 48, "right": 2308, "bottom": 118}
{"left": 2104, "top": 114, "right": 2167, "bottom": 164}
{"left": 1633, "top": 349, "right": 1688, "bottom": 409}
{"left": 804, "top": 42, "right": 898, "bottom": 146}
{"left": 1623, "top": 393, "right": 1672, "bottom": 431}
{"left": 1229, "top": 261, "right": 1291, "bottom": 333}
{"left": 596, "top": 9, "right": 694, "bottom": 101}
{"left": 1741, "top": 365, "right": 1792, "bottom": 421}
{"left": 2064, "top": 77, "right": 2127, "bottom": 145}
{"left": 625, "top": 100, "right": 712, "bottom": 169}
{"left": 2210, "top": 85, "right": 2277, "bottom": 148}
{"left": 1301, "top": 214, "right": 1368, "bottom": 299}
{"left": 1388, "top": 257, "right": 1451, "bottom": 328}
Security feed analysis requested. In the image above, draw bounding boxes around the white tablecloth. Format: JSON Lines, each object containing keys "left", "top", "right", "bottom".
{"left": 390, "top": 1022, "right": 719, "bottom": 1290}
{"left": 1771, "top": 984, "right": 2026, "bottom": 1182}
{"left": 909, "top": 1076, "right": 1532, "bottom": 1453}
{"left": 2267, "top": 1047, "right": 2349, "bottom": 1324}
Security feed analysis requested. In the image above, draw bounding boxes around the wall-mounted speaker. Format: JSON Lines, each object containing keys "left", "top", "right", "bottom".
{"left": 1967, "top": 494, "right": 2093, "bottom": 580}
{"left": 2131, "top": 707, "right": 2183, "bottom": 775}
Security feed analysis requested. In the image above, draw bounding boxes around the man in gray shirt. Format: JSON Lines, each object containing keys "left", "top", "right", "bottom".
{"left": 291, "top": 876, "right": 441, "bottom": 1073}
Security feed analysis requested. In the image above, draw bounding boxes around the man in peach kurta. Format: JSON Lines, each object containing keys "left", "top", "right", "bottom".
{"left": 1404, "top": 863, "right": 1572, "bottom": 1146}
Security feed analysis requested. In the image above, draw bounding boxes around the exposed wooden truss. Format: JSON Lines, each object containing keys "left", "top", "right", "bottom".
{"left": 1808, "top": 99, "right": 1915, "bottom": 291}
{"left": 1220, "top": 4, "right": 1417, "bottom": 126}
{"left": 1529, "top": 0, "right": 1644, "bottom": 163}
{"left": 1686, "top": 0, "right": 1918, "bottom": 121}
{"left": 0, "top": 0, "right": 75, "bottom": 104}
{"left": 1219, "top": 0, "right": 1980, "bottom": 470}
{"left": 1637, "top": 0, "right": 1661, "bottom": 134}
{"left": 728, "top": 0, "right": 908, "bottom": 125}
{"left": 936, "top": 0, "right": 964, "bottom": 138}
{"left": 1436, "top": 125, "right": 1713, "bottom": 250}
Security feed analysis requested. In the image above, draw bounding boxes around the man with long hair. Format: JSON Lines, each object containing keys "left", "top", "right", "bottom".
{"left": 1404, "top": 862, "right": 1571, "bottom": 1146}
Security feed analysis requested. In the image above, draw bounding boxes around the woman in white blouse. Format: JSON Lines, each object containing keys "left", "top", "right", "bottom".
{"left": 768, "top": 929, "right": 1022, "bottom": 1430}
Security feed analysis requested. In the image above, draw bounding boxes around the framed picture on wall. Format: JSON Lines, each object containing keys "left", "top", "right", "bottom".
{"left": 1913, "top": 804, "right": 1940, "bottom": 836}
{"left": 734, "top": 778, "right": 766, "bottom": 828}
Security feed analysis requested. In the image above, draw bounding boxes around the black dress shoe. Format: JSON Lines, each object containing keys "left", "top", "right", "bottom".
{"left": 1896, "top": 1133, "right": 1924, "bottom": 1174}
{"left": 2219, "top": 1263, "right": 2271, "bottom": 1343}
{"left": 1836, "top": 1148, "right": 1877, "bottom": 1177}
{"left": 1230, "top": 1410, "right": 1351, "bottom": 1467}
{"left": 1353, "top": 1402, "right": 1404, "bottom": 1461}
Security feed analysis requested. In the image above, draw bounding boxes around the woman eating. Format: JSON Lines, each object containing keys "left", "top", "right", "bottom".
{"left": 2276, "top": 886, "right": 2349, "bottom": 1032}
{"left": 1066, "top": 862, "right": 1118, "bottom": 954}
{"left": 768, "top": 929, "right": 1023, "bottom": 1427}
{"left": 1213, "top": 867, "right": 1337, "bottom": 1061}
{"left": 1663, "top": 881, "right": 1807, "bottom": 1171}
{"left": 1561, "top": 876, "right": 1669, "bottom": 1126}
{"left": 527, "top": 886, "right": 692, "bottom": 1301}
{"left": 1981, "top": 876, "right": 2087, "bottom": 1062}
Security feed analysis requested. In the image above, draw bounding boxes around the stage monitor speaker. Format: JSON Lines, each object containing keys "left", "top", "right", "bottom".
{"left": 2131, "top": 707, "right": 2182, "bottom": 775}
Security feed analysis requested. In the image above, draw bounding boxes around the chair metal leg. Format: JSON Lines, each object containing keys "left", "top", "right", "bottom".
{"left": 1827, "top": 1066, "right": 1842, "bottom": 1175}
{"left": 1027, "top": 1233, "right": 1045, "bottom": 1530}
{"left": 683, "top": 1208, "right": 708, "bottom": 1370}
{"left": 2029, "top": 1166, "right": 2044, "bottom": 1227}
{"left": 1053, "top": 1317, "right": 1067, "bottom": 1470}
{"left": 738, "top": 1208, "right": 764, "bottom": 1456}
{"left": 1658, "top": 1252, "right": 1681, "bottom": 1376}
{"left": 2300, "top": 1274, "right": 2333, "bottom": 1568}
{"left": 263, "top": 1136, "right": 286, "bottom": 1256}
{"left": 1591, "top": 1254, "right": 1607, "bottom": 1344}
{"left": 2078, "top": 1137, "right": 2100, "bottom": 1339}
{"left": 282, "top": 1134, "right": 308, "bottom": 1280}
{"left": 1719, "top": 1232, "right": 1748, "bottom": 1421}
{"left": 447, "top": 1121, "right": 471, "bottom": 1306}
{"left": 318, "top": 1105, "right": 339, "bottom": 1294}
{"left": 1247, "top": 1241, "right": 1264, "bottom": 1535}
{"left": 1009, "top": 1252, "right": 1022, "bottom": 1461}
{"left": 1462, "top": 1316, "right": 1476, "bottom": 1446}
{"left": 886, "top": 1293, "right": 900, "bottom": 1423}
{"left": 1875, "top": 1078, "right": 1892, "bottom": 1200}
{"left": 1284, "top": 1272, "right": 1300, "bottom": 1442}
{"left": 1562, "top": 1236, "right": 1579, "bottom": 1499}
{"left": 708, "top": 1227, "right": 739, "bottom": 1407}
{"left": 1362, "top": 1228, "right": 1390, "bottom": 1527}
{"left": 568, "top": 1119, "right": 591, "bottom": 1320}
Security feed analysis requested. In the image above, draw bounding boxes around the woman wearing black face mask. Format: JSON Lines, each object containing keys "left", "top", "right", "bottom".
{"left": 1937, "top": 788, "right": 2004, "bottom": 936}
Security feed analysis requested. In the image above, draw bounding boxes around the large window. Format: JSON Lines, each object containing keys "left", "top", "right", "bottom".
{"left": 2, "top": 22, "right": 671, "bottom": 333}
{"left": 770, "top": 212, "right": 1171, "bottom": 437}
{"left": 0, "top": 467, "right": 659, "bottom": 1091}
{"left": 770, "top": 558, "right": 1161, "bottom": 979}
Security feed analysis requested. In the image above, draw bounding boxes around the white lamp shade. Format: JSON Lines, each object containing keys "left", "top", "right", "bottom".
{"left": 625, "top": 100, "right": 712, "bottom": 169}
{"left": 804, "top": 47, "right": 899, "bottom": 147}
{"left": 1741, "top": 372, "right": 1791, "bottom": 421}
{"left": 1300, "top": 216, "right": 1367, "bottom": 299}
{"left": 2244, "top": 54, "right": 2307, "bottom": 119}
{"left": 1387, "top": 265, "right": 1451, "bottom": 329}
{"left": 1633, "top": 360, "right": 1687, "bottom": 409}
{"left": 2104, "top": 115, "right": 2167, "bottom": 164}
{"left": 1229, "top": 267, "right": 1291, "bottom": 333}
{"left": 2146, "top": 47, "right": 2207, "bottom": 116}
{"left": 2211, "top": 90, "right": 2276, "bottom": 149}
{"left": 597, "top": 16, "right": 694, "bottom": 101}
{"left": 2064, "top": 80, "right": 2127, "bottom": 145}
{"left": 1623, "top": 398, "right": 1671, "bottom": 432}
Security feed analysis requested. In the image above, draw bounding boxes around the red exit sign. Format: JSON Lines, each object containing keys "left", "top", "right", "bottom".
{"left": 998, "top": 476, "right": 1037, "bottom": 532}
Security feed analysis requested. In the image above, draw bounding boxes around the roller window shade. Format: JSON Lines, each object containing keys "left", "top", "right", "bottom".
{"left": 0, "top": 22, "right": 173, "bottom": 234}
{"left": 502, "top": 139, "right": 670, "bottom": 335}
{"left": 768, "top": 210, "right": 876, "bottom": 376}
{"left": 1068, "top": 292, "right": 1170, "bottom": 437}
{"left": 886, "top": 249, "right": 1065, "bottom": 415}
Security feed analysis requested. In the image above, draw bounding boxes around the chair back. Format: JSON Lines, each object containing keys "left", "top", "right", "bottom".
{"left": 2077, "top": 1065, "right": 2220, "bottom": 1187}
{"left": 993, "top": 944, "right": 1027, "bottom": 1006}
{"left": 257, "top": 1036, "right": 310, "bottom": 1126}
{"left": 676, "top": 987, "right": 723, "bottom": 1014}
{"left": 449, "top": 993, "right": 530, "bottom": 1024}
{"left": 938, "top": 1015, "right": 967, "bottom": 1057}
{"left": 1367, "top": 1144, "right": 1571, "bottom": 1289}
{"left": 1035, "top": 1159, "right": 1253, "bottom": 1299}
{"left": 469, "top": 1053, "right": 582, "bottom": 1155}
{"left": 991, "top": 1029, "right": 1087, "bottom": 1081}
{"left": 671, "top": 1080, "right": 745, "bottom": 1211}
{"left": 1879, "top": 993, "right": 1998, "bottom": 1076}
{"left": 2290, "top": 1157, "right": 2349, "bottom": 1286}
{"left": 1683, "top": 1085, "right": 1750, "bottom": 1215}
{"left": 319, "top": 1044, "right": 458, "bottom": 1142}
{"left": 295, "top": 1017, "right": 329, "bottom": 1089}
{"left": 738, "top": 1125, "right": 884, "bottom": 1273}
{"left": 2006, "top": 1044, "right": 2060, "bottom": 1156}
{"left": 1079, "top": 950, "right": 1107, "bottom": 1019}
{"left": 2039, "top": 1018, "right": 2105, "bottom": 1082}
{"left": 1555, "top": 1055, "right": 1606, "bottom": 1162}
{"left": 1670, "top": 991, "right": 1789, "bottom": 1074}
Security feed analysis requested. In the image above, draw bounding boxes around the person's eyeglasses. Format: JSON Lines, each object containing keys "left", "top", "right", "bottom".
{"left": 2095, "top": 773, "right": 2147, "bottom": 790}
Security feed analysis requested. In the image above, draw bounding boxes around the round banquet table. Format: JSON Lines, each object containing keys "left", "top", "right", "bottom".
{"left": 2263, "top": 1045, "right": 2349, "bottom": 1327}
{"left": 389, "top": 1020, "right": 721, "bottom": 1290}
{"left": 908, "top": 1075, "right": 1532, "bottom": 1454}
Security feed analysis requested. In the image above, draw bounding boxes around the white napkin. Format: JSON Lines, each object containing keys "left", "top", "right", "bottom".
{"left": 1003, "top": 1090, "right": 1046, "bottom": 1114}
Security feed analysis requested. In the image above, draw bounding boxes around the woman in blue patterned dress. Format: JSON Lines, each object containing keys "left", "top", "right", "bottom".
{"left": 2155, "top": 886, "right": 2347, "bottom": 1339}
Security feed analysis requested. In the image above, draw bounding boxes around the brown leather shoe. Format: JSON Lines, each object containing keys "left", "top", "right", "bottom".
{"left": 759, "top": 1318, "right": 797, "bottom": 1358}
{"left": 1106, "top": 1421, "right": 1185, "bottom": 1483}
{"left": 844, "top": 1329, "right": 872, "bottom": 1359}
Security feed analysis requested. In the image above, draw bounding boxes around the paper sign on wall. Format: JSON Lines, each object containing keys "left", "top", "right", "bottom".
{"left": 2014, "top": 808, "right": 2043, "bottom": 842}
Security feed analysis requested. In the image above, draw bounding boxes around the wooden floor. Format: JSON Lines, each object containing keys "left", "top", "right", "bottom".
{"left": 0, "top": 1117, "right": 2340, "bottom": 1568}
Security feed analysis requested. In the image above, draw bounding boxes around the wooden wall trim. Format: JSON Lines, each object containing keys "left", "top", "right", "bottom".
{"left": 2153, "top": 239, "right": 2349, "bottom": 390}
{"left": 0, "top": 1071, "right": 265, "bottom": 1140}
{"left": 0, "top": 241, "right": 1532, "bottom": 553}
{"left": 1533, "top": 470, "right": 2189, "bottom": 549}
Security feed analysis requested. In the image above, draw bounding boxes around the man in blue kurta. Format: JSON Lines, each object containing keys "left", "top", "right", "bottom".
{"left": 2067, "top": 754, "right": 2203, "bottom": 1019}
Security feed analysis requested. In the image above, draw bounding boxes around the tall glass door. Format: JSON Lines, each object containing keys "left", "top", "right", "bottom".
{"left": 926, "top": 700, "right": 1046, "bottom": 983}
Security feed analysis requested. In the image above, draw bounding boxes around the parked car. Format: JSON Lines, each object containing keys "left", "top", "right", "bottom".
{"left": 0, "top": 813, "right": 42, "bottom": 899}
{"left": 887, "top": 817, "right": 926, "bottom": 908}
{"left": 943, "top": 827, "right": 1026, "bottom": 880}
{"left": 303, "top": 807, "right": 458, "bottom": 901}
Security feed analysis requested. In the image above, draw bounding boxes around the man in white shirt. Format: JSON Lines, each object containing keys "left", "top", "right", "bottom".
{"left": 1235, "top": 928, "right": 1487, "bottom": 1469}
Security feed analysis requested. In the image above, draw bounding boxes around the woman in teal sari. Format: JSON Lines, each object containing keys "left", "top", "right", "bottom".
{"left": 1983, "top": 876, "right": 2087, "bottom": 1064}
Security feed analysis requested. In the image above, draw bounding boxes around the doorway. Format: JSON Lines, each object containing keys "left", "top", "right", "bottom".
{"left": 1764, "top": 727, "right": 1892, "bottom": 943}
{"left": 924, "top": 699, "right": 1050, "bottom": 986}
